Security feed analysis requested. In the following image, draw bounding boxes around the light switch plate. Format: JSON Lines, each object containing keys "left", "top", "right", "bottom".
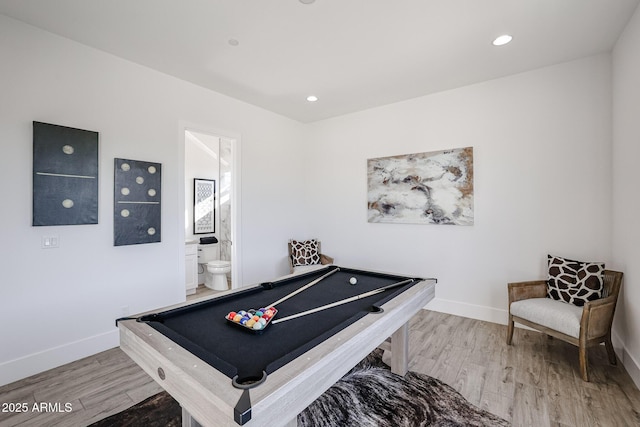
{"left": 42, "top": 235, "right": 59, "bottom": 248}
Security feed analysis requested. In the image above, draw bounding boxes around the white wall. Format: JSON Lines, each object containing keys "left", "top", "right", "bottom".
{"left": 612, "top": 2, "right": 640, "bottom": 387}
{"left": 0, "top": 15, "right": 308, "bottom": 386}
{"left": 305, "top": 55, "right": 613, "bottom": 325}
{"left": 2, "top": 10, "right": 638, "bottom": 389}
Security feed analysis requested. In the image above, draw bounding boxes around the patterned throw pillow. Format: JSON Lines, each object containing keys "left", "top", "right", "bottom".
{"left": 546, "top": 254, "right": 605, "bottom": 306}
{"left": 290, "top": 239, "right": 321, "bottom": 267}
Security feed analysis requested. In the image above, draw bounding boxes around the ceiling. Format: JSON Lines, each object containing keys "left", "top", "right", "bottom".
{"left": 1, "top": 0, "right": 638, "bottom": 123}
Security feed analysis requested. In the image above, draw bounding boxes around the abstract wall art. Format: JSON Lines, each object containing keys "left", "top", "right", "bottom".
{"left": 32, "top": 121, "right": 99, "bottom": 226}
{"left": 114, "top": 158, "right": 162, "bottom": 246}
{"left": 367, "top": 147, "right": 474, "bottom": 225}
{"left": 194, "top": 178, "right": 215, "bottom": 234}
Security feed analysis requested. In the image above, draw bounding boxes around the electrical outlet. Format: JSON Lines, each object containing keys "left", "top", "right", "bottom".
{"left": 41, "top": 235, "right": 59, "bottom": 249}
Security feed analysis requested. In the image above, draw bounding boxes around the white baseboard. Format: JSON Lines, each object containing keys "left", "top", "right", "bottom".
{"left": 0, "top": 329, "right": 119, "bottom": 387}
{"left": 424, "top": 297, "right": 509, "bottom": 325}
{"left": 621, "top": 341, "right": 640, "bottom": 390}
{"left": 599, "top": 330, "right": 639, "bottom": 389}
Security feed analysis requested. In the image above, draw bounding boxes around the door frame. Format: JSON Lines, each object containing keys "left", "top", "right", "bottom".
{"left": 178, "top": 121, "right": 242, "bottom": 291}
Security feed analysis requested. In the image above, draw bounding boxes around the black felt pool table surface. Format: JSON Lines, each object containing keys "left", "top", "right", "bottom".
{"left": 140, "top": 266, "right": 421, "bottom": 383}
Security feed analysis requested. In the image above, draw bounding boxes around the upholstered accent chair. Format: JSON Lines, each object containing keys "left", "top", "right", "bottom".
{"left": 287, "top": 239, "right": 334, "bottom": 274}
{"left": 507, "top": 269, "right": 623, "bottom": 381}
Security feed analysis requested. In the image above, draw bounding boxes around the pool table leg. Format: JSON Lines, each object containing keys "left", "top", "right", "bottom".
{"left": 182, "top": 406, "right": 202, "bottom": 427}
{"left": 390, "top": 322, "right": 409, "bottom": 376}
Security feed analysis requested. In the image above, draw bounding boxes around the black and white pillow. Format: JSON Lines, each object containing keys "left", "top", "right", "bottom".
{"left": 547, "top": 254, "right": 604, "bottom": 306}
{"left": 291, "top": 239, "right": 321, "bottom": 266}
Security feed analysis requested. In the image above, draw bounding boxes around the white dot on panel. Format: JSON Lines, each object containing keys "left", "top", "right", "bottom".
{"left": 62, "top": 145, "right": 74, "bottom": 155}
{"left": 121, "top": 209, "right": 130, "bottom": 217}
{"left": 136, "top": 176, "right": 144, "bottom": 184}
{"left": 148, "top": 227, "right": 156, "bottom": 235}
{"left": 121, "top": 163, "right": 130, "bottom": 171}
{"left": 121, "top": 188, "right": 130, "bottom": 196}
{"left": 148, "top": 166, "right": 156, "bottom": 174}
{"left": 62, "top": 199, "right": 74, "bottom": 208}
{"left": 148, "top": 189, "right": 156, "bottom": 197}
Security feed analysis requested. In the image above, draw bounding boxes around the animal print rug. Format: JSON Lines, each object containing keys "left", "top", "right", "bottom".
{"left": 300, "top": 350, "right": 508, "bottom": 426}
{"left": 91, "top": 350, "right": 508, "bottom": 426}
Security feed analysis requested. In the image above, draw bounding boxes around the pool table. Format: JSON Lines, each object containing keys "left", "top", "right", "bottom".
{"left": 118, "top": 266, "right": 436, "bottom": 426}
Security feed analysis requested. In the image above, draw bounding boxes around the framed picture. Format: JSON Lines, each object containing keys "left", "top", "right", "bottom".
{"left": 194, "top": 178, "right": 215, "bottom": 234}
{"left": 367, "top": 147, "right": 474, "bottom": 226}
{"left": 114, "top": 158, "right": 162, "bottom": 246}
{"left": 32, "top": 121, "right": 99, "bottom": 226}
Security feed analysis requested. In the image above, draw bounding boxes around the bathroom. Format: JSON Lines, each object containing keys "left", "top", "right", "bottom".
{"left": 184, "top": 129, "right": 234, "bottom": 293}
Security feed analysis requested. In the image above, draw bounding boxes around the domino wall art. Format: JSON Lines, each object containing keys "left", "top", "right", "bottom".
{"left": 114, "top": 158, "right": 162, "bottom": 246}
{"left": 367, "top": 147, "right": 474, "bottom": 226}
{"left": 32, "top": 121, "right": 99, "bottom": 226}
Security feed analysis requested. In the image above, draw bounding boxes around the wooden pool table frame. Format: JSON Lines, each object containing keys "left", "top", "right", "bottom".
{"left": 119, "top": 272, "right": 436, "bottom": 427}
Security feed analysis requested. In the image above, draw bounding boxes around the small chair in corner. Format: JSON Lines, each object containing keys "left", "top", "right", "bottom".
{"left": 507, "top": 269, "right": 623, "bottom": 381}
{"left": 288, "top": 239, "right": 334, "bottom": 274}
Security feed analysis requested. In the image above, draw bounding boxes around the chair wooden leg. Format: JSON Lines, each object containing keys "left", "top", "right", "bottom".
{"left": 506, "top": 315, "right": 514, "bottom": 345}
{"left": 605, "top": 335, "right": 617, "bottom": 365}
{"left": 579, "top": 343, "right": 590, "bottom": 382}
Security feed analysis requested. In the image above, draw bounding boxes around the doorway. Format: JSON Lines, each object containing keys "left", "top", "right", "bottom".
{"left": 180, "top": 124, "right": 242, "bottom": 291}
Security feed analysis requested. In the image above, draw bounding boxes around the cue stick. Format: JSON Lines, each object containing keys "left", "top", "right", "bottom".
{"left": 267, "top": 267, "right": 340, "bottom": 308}
{"left": 271, "top": 278, "right": 414, "bottom": 324}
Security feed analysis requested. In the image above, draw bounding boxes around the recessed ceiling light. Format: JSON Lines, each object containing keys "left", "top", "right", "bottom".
{"left": 492, "top": 35, "right": 513, "bottom": 46}
{"left": 299, "top": 0, "right": 315, "bottom": 4}
{"left": 228, "top": 38, "right": 239, "bottom": 46}
{"left": 306, "top": 95, "right": 318, "bottom": 102}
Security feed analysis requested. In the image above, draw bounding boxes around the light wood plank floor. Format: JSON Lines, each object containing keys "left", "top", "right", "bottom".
{"left": 1, "top": 309, "right": 639, "bottom": 426}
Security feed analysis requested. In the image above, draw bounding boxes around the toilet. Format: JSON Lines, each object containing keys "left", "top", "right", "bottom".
{"left": 198, "top": 243, "right": 231, "bottom": 290}
{"left": 206, "top": 260, "right": 231, "bottom": 290}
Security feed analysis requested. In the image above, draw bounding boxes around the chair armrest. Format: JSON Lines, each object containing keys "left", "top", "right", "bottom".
{"left": 508, "top": 280, "right": 547, "bottom": 304}
{"left": 581, "top": 295, "right": 617, "bottom": 340}
{"left": 320, "top": 254, "right": 334, "bottom": 265}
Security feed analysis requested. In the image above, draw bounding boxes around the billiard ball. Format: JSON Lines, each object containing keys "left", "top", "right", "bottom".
{"left": 349, "top": 277, "right": 358, "bottom": 285}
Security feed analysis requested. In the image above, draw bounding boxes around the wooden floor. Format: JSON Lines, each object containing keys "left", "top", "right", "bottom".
{"left": 1, "top": 308, "right": 639, "bottom": 426}
{"left": 408, "top": 311, "right": 640, "bottom": 426}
